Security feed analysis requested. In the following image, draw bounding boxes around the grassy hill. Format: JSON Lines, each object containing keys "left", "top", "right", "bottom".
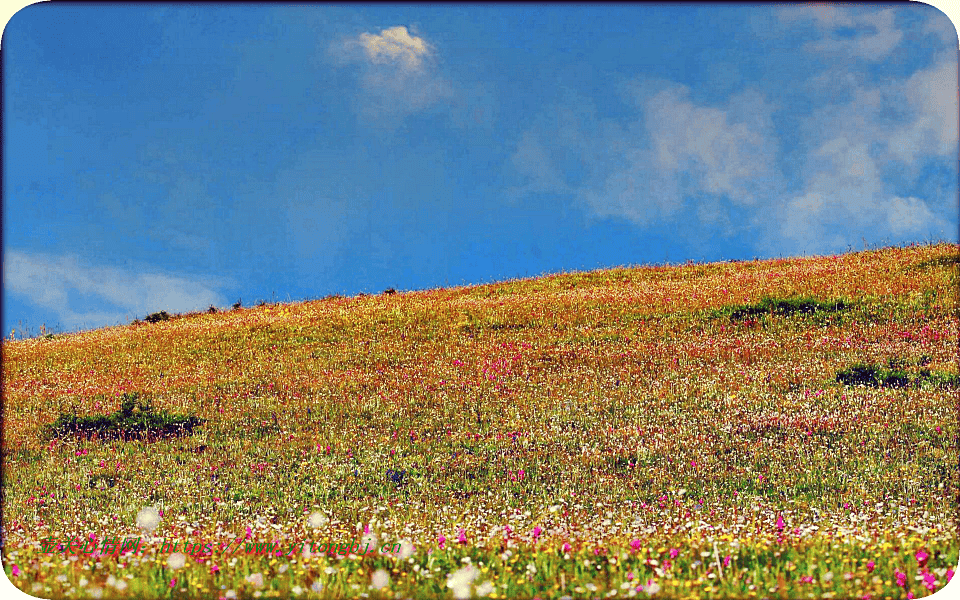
{"left": 3, "top": 242, "right": 958, "bottom": 599}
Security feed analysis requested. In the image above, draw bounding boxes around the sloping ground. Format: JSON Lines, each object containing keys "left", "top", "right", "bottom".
{"left": 2, "top": 242, "right": 958, "bottom": 599}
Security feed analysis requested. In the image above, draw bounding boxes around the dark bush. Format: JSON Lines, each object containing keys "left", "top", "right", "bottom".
{"left": 233, "top": 299, "right": 242, "bottom": 310}
{"left": 46, "top": 393, "right": 205, "bottom": 441}
{"left": 724, "top": 296, "right": 849, "bottom": 321}
{"left": 144, "top": 311, "right": 171, "bottom": 323}
{"left": 383, "top": 288, "right": 397, "bottom": 295}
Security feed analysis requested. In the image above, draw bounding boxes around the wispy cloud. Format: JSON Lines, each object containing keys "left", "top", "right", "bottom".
{"left": 4, "top": 250, "right": 227, "bottom": 331}
{"left": 777, "top": 6, "right": 903, "bottom": 60}
{"left": 510, "top": 82, "right": 781, "bottom": 230}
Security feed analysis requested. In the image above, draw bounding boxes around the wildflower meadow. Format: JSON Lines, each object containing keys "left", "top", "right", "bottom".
{"left": 2, "top": 242, "right": 958, "bottom": 599}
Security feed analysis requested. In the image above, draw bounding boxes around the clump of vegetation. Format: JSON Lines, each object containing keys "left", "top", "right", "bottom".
{"left": 836, "top": 358, "right": 959, "bottom": 388}
{"left": 383, "top": 288, "right": 397, "bottom": 295}
{"left": 46, "top": 393, "right": 205, "bottom": 441}
{"left": 144, "top": 310, "right": 171, "bottom": 323}
{"left": 713, "top": 295, "right": 849, "bottom": 321}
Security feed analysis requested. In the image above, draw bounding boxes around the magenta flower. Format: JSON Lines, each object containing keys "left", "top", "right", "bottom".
{"left": 895, "top": 569, "right": 906, "bottom": 588}
{"left": 562, "top": 542, "right": 572, "bottom": 553}
{"left": 800, "top": 575, "right": 814, "bottom": 584}
{"left": 210, "top": 564, "right": 220, "bottom": 574}
{"left": 669, "top": 548, "right": 679, "bottom": 559}
{"left": 10, "top": 564, "right": 20, "bottom": 577}
{"left": 170, "top": 578, "right": 177, "bottom": 588}
{"left": 438, "top": 535, "right": 446, "bottom": 549}
{"left": 723, "top": 555, "right": 731, "bottom": 568}
{"left": 947, "top": 569, "right": 954, "bottom": 582}
{"left": 630, "top": 539, "right": 642, "bottom": 552}
{"left": 776, "top": 514, "right": 784, "bottom": 530}
{"left": 923, "top": 572, "right": 937, "bottom": 591}
{"left": 458, "top": 529, "right": 467, "bottom": 544}
{"left": 532, "top": 526, "right": 542, "bottom": 540}
{"left": 866, "top": 560, "right": 875, "bottom": 573}
{"left": 626, "top": 572, "right": 634, "bottom": 581}
{"left": 915, "top": 550, "right": 929, "bottom": 567}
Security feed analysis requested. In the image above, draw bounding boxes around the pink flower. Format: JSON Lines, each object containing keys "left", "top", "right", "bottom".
{"left": 723, "top": 555, "right": 731, "bottom": 567}
{"left": 10, "top": 564, "right": 20, "bottom": 577}
{"left": 532, "top": 526, "right": 542, "bottom": 540}
{"left": 210, "top": 564, "right": 220, "bottom": 574}
{"left": 895, "top": 569, "right": 907, "bottom": 587}
{"left": 866, "top": 560, "right": 875, "bottom": 573}
{"left": 630, "top": 539, "right": 642, "bottom": 552}
{"left": 776, "top": 515, "right": 784, "bottom": 530}
{"left": 562, "top": 542, "right": 572, "bottom": 553}
{"left": 923, "top": 572, "right": 937, "bottom": 591}
{"left": 458, "top": 529, "right": 467, "bottom": 544}
{"left": 915, "top": 550, "right": 929, "bottom": 567}
{"left": 669, "top": 548, "right": 679, "bottom": 559}
{"left": 626, "top": 572, "right": 634, "bottom": 581}
{"left": 438, "top": 535, "right": 446, "bottom": 549}
{"left": 800, "top": 575, "right": 814, "bottom": 584}
{"left": 170, "top": 578, "right": 177, "bottom": 588}
{"left": 245, "top": 527, "right": 252, "bottom": 540}
{"left": 947, "top": 569, "right": 954, "bottom": 582}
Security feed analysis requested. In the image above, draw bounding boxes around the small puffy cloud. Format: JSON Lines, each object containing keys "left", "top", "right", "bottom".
{"left": 4, "top": 250, "right": 226, "bottom": 331}
{"left": 333, "top": 25, "right": 450, "bottom": 122}
{"left": 778, "top": 6, "right": 903, "bottom": 60}
{"left": 358, "top": 26, "right": 431, "bottom": 71}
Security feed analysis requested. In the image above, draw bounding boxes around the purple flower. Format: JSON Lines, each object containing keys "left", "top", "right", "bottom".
{"left": 629, "top": 539, "right": 642, "bottom": 551}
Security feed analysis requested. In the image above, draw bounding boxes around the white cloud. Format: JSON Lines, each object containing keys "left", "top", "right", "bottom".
{"left": 4, "top": 250, "right": 225, "bottom": 331}
{"left": 357, "top": 26, "right": 431, "bottom": 71}
{"left": 886, "top": 196, "right": 946, "bottom": 235}
{"left": 888, "top": 58, "right": 959, "bottom": 163}
{"left": 509, "top": 83, "right": 781, "bottom": 230}
{"left": 332, "top": 25, "right": 451, "bottom": 122}
{"left": 643, "top": 85, "right": 779, "bottom": 206}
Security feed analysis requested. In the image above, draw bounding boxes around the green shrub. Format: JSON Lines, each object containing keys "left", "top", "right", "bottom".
{"left": 46, "top": 393, "right": 204, "bottom": 441}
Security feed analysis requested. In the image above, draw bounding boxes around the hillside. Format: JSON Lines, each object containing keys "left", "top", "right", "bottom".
{"left": 3, "top": 242, "right": 958, "bottom": 599}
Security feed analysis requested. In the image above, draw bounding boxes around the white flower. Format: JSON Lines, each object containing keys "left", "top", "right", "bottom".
{"left": 291, "top": 585, "right": 303, "bottom": 595}
{"left": 307, "top": 511, "right": 328, "bottom": 528}
{"left": 136, "top": 507, "right": 161, "bottom": 534}
{"left": 447, "top": 565, "right": 479, "bottom": 599}
{"left": 311, "top": 580, "right": 324, "bottom": 593}
{"left": 246, "top": 573, "right": 264, "bottom": 588}
{"left": 114, "top": 580, "right": 128, "bottom": 591}
{"left": 278, "top": 564, "right": 289, "bottom": 574}
{"left": 476, "top": 581, "right": 494, "bottom": 597}
{"left": 645, "top": 581, "right": 661, "bottom": 595}
{"left": 372, "top": 569, "right": 390, "bottom": 590}
{"left": 225, "top": 590, "right": 237, "bottom": 599}
{"left": 397, "top": 539, "right": 416, "bottom": 559}
{"left": 362, "top": 533, "right": 379, "bottom": 551}
{"left": 167, "top": 552, "right": 186, "bottom": 570}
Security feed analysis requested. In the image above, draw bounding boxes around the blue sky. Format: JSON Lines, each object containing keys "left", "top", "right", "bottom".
{"left": 3, "top": 3, "right": 958, "bottom": 338}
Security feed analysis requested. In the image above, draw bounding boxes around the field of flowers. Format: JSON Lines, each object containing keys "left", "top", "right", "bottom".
{"left": 2, "top": 242, "right": 958, "bottom": 599}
